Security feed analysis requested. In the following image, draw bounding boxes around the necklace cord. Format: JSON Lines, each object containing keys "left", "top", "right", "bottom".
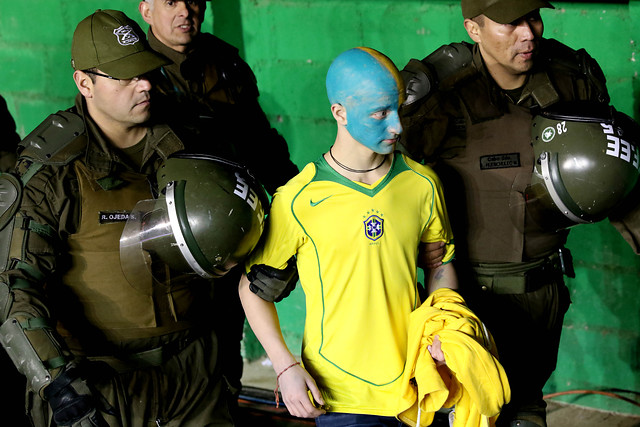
{"left": 329, "top": 146, "right": 387, "bottom": 173}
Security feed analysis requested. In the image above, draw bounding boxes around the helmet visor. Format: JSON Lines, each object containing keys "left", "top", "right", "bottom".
{"left": 120, "top": 197, "right": 222, "bottom": 290}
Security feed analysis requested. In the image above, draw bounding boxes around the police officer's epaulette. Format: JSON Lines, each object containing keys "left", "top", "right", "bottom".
{"left": 538, "top": 38, "right": 610, "bottom": 103}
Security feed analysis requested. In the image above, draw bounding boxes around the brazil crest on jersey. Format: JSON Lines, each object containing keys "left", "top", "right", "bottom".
{"left": 245, "top": 152, "right": 455, "bottom": 416}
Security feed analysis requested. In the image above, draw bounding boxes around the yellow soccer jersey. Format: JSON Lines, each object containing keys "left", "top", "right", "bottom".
{"left": 246, "top": 152, "right": 455, "bottom": 416}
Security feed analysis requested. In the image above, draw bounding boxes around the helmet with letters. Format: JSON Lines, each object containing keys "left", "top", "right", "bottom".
{"left": 120, "top": 153, "right": 268, "bottom": 286}
{"left": 524, "top": 101, "right": 640, "bottom": 231}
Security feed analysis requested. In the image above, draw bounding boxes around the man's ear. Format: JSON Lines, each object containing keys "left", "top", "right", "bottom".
{"left": 464, "top": 18, "right": 481, "bottom": 44}
{"left": 139, "top": 1, "right": 153, "bottom": 26}
{"left": 331, "top": 103, "right": 348, "bottom": 126}
{"left": 74, "top": 70, "right": 93, "bottom": 99}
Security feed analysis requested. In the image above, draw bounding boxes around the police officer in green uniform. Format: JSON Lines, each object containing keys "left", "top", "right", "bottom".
{"left": 137, "top": 0, "right": 300, "bottom": 414}
{"left": 138, "top": 0, "right": 299, "bottom": 195}
{"left": 0, "top": 94, "right": 26, "bottom": 426}
{"left": 0, "top": 9, "right": 268, "bottom": 427}
{"left": 399, "top": 0, "right": 640, "bottom": 426}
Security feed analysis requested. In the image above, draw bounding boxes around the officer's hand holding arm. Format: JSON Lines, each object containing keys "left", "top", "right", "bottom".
{"left": 247, "top": 256, "right": 298, "bottom": 302}
{"left": 239, "top": 273, "right": 325, "bottom": 418}
{"left": 418, "top": 241, "right": 446, "bottom": 269}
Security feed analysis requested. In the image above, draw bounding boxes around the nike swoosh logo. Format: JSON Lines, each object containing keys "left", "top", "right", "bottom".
{"left": 310, "top": 196, "right": 332, "bottom": 207}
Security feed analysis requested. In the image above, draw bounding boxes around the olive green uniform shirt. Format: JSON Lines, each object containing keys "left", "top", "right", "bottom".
{"left": 148, "top": 30, "right": 299, "bottom": 195}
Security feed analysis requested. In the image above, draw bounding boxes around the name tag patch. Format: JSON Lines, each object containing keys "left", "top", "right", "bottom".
{"left": 480, "top": 153, "right": 521, "bottom": 170}
{"left": 99, "top": 211, "right": 131, "bottom": 224}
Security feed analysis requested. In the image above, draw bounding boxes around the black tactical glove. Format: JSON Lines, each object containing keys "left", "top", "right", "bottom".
{"left": 43, "top": 360, "right": 115, "bottom": 427}
{"left": 400, "top": 58, "right": 437, "bottom": 109}
{"left": 248, "top": 256, "right": 298, "bottom": 302}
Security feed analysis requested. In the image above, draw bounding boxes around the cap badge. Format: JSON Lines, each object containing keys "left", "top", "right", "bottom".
{"left": 113, "top": 25, "right": 140, "bottom": 46}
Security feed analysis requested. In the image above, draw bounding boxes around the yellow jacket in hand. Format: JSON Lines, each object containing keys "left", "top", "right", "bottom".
{"left": 397, "top": 288, "right": 511, "bottom": 427}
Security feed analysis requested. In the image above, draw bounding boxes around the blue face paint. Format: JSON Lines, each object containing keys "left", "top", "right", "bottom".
{"left": 343, "top": 86, "right": 401, "bottom": 154}
{"left": 326, "top": 48, "right": 404, "bottom": 154}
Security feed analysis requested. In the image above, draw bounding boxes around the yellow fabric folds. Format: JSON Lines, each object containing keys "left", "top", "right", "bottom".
{"left": 397, "top": 288, "right": 511, "bottom": 427}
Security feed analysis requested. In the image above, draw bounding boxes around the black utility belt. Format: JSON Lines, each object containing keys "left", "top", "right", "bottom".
{"left": 87, "top": 329, "right": 203, "bottom": 373}
{"left": 472, "top": 248, "right": 574, "bottom": 295}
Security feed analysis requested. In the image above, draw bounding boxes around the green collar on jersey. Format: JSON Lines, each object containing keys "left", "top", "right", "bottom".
{"left": 313, "top": 151, "right": 409, "bottom": 197}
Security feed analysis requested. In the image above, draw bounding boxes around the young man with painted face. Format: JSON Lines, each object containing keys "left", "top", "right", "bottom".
{"left": 239, "top": 47, "right": 457, "bottom": 426}
{"left": 399, "top": 0, "right": 639, "bottom": 426}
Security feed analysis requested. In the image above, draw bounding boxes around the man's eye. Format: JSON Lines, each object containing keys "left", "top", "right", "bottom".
{"left": 372, "top": 110, "right": 390, "bottom": 120}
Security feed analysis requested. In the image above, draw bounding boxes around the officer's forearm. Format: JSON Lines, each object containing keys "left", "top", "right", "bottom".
{"left": 0, "top": 271, "right": 70, "bottom": 396}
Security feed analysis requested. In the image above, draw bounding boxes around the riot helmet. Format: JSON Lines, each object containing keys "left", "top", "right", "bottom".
{"left": 120, "top": 153, "right": 268, "bottom": 287}
{"left": 525, "top": 101, "right": 640, "bottom": 231}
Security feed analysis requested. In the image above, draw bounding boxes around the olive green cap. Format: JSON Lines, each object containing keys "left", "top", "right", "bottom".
{"left": 71, "top": 9, "right": 169, "bottom": 79}
{"left": 461, "top": 0, "right": 554, "bottom": 24}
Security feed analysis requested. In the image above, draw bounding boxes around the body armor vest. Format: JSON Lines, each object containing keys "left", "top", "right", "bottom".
{"left": 437, "top": 98, "right": 567, "bottom": 263}
{"left": 57, "top": 162, "right": 200, "bottom": 354}
{"left": 410, "top": 41, "right": 606, "bottom": 263}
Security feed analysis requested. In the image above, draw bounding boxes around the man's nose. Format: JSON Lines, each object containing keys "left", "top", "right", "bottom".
{"left": 176, "top": 1, "right": 189, "bottom": 17}
{"left": 135, "top": 76, "right": 152, "bottom": 91}
{"left": 516, "top": 19, "right": 536, "bottom": 41}
{"left": 388, "top": 111, "right": 402, "bottom": 135}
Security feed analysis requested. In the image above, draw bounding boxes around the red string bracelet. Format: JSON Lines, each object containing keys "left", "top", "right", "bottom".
{"left": 274, "top": 361, "right": 301, "bottom": 408}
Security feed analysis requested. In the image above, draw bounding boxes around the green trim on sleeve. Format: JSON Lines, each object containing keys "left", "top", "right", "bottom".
{"left": 15, "top": 261, "right": 45, "bottom": 281}
{"left": 19, "top": 161, "right": 43, "bottom": 186}
{"left": 20, "top": 317, "right": 56, "bottom": 331}
{"left": 25, "top": 220, "right": 56, "bottom": 241}
{"left": 10, "top": 278, "right": 32, "bottom": 290}
{"left": 44, "top": 356, "right": 67, "bottom": 370}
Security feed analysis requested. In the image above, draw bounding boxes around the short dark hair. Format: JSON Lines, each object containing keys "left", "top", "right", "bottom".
{"left": 472, "top": 15, "right": 486, "bottom": 27}
{"left": 83, "top": 67, "right": 99, "bottom": 83}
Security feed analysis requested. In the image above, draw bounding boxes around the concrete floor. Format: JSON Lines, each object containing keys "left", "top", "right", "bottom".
{"left": 240, "top": 357, "right": 640, "bottom": 427}
{"left": 546, "top": 401, "right": 640, "bottom": 427}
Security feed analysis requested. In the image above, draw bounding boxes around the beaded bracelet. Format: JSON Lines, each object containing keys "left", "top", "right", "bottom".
{"left": 274, "top": 361, "right": 301, "bottom": 408}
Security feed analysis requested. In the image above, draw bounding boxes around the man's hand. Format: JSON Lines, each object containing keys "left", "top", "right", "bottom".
{"left": 248, "top": 256, "right": 298, "bottom": 302}
{"left": 43, "top": 361, "right": 115, "bottom": 427}
{"left": 277, "top": 363, "right": 326, "bottom": 418}
{"left": 419, "top": 241, "right": 446, "bottom": 269}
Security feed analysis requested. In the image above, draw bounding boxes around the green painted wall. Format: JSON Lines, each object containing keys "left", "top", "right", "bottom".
{"left": 2, "top": 0, "right": 639, "bottom": 416}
